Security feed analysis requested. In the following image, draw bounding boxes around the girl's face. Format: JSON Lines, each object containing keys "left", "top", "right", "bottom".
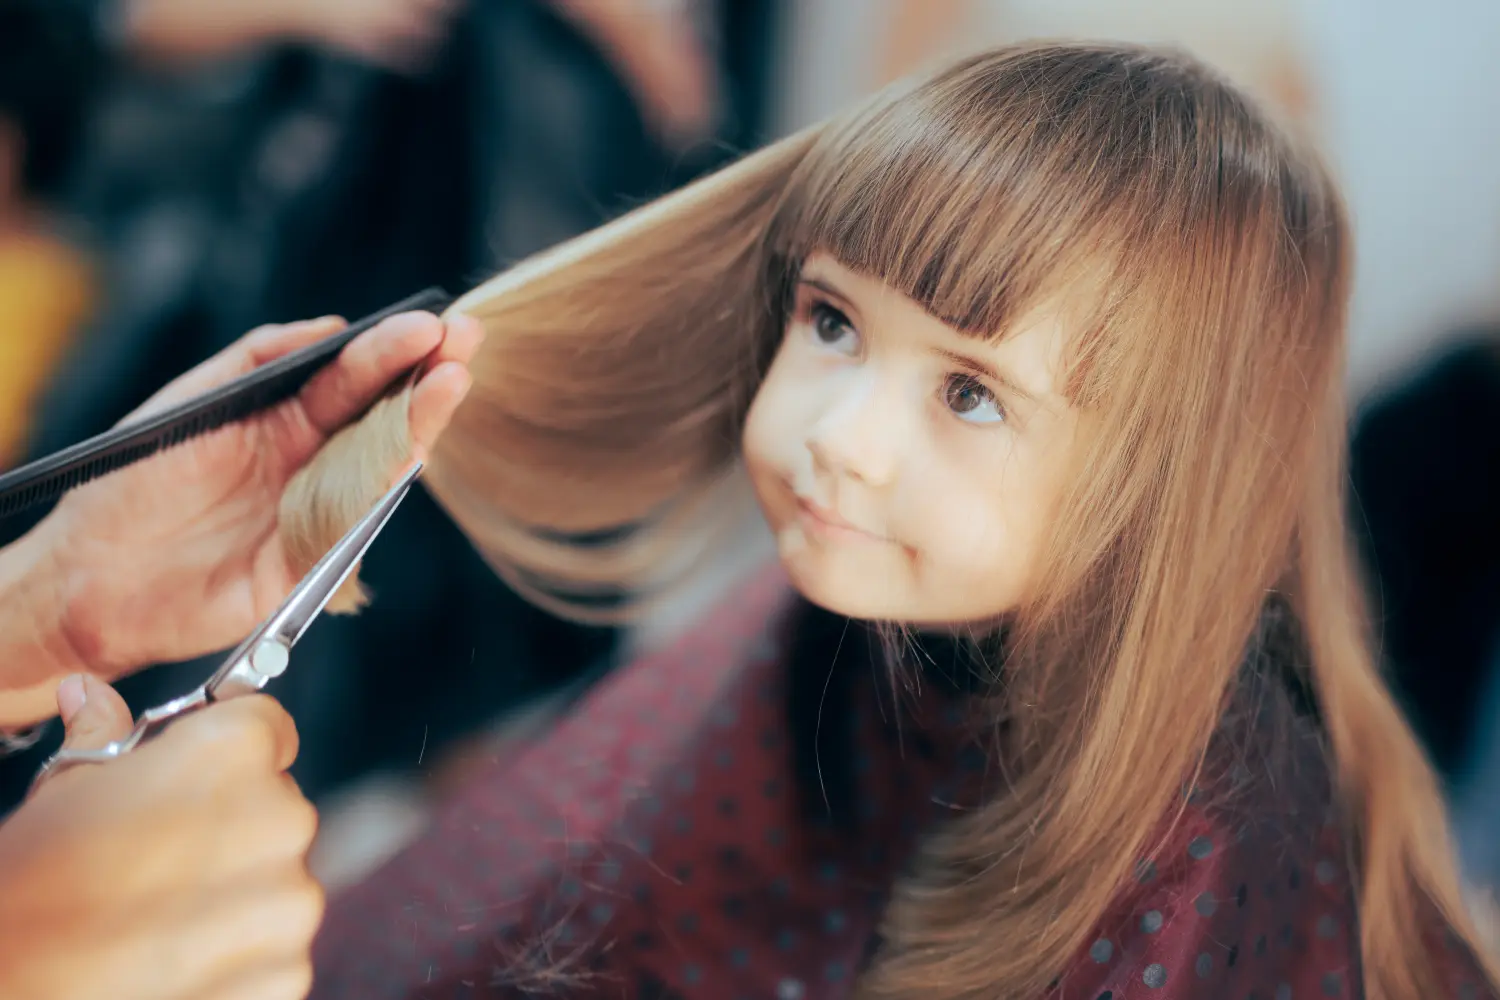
{"left": 744, "top": 253, "right": 1083, "bottom": 625}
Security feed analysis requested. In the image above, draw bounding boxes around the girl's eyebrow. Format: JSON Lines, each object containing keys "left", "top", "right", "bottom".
{"left": 937, "top": 348, "right": 1042, "bottom": 406}
{"left": 797, "top": 275, "right": 860, "bottom": 316}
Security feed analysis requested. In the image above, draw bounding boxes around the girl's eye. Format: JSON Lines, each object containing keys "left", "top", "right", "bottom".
{"left": 809, "top": 302, "right": 859, "bottom": 354}
{"left": 943, "top": 374, "right": 1006, "bottom": 425}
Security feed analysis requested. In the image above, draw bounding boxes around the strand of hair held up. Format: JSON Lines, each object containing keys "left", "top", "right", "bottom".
{"left": 278, "top": 385, "right": 415, "bottom": 614}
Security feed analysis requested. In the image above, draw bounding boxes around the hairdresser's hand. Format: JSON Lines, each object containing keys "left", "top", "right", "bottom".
{"left": 122, "top": 0, "right": 464, "bottom": 75}
{"left": 0, "top": 310, "right": 481, "bottom": 726}
{"left": 0, "top": 676, "right": 319, "bottom": 1000}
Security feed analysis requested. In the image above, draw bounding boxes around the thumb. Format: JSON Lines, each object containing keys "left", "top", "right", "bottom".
{"left": 56, "top": 674, "right": 134, "bottom": 752}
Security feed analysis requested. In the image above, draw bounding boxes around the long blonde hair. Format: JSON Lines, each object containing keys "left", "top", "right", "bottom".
{"left": 282, "top": 42, "right": 1497, "bottom": 999}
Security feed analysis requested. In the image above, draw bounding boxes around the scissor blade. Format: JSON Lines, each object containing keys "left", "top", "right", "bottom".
{"left": 267, "top": 462, "right": 423, "bottom": 647}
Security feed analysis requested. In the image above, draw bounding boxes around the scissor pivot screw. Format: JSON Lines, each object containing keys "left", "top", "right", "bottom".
{"left": 250, "top": 640, "right": 290, "bottom": 679}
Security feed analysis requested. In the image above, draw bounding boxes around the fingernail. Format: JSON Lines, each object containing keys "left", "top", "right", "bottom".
{"left": 57, "top": 675, "right": 87, "bottom": 725}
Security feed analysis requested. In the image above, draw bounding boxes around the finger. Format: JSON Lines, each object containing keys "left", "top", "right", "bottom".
{"left": 243, "top": 316, "right": 350, "bottom": 368}
{"left": 298, "top": 312, "right": 445, "bottom": 436}
{"left": 204, "top": 776, "right": 323, "bottom": 878}
{"left": 166, "top": 695, "right": 301, "bottom": 775}
{"left": 195, "top": 959, "right": 316, "bottom": 1000}
{"left": 162, "top": 878, "right": 322, "bottom": 1000}
{"left": 402, "top": 311, "right": 482, "bottom": 388}
{"left": 406, "top": 361, "right": 473, "bottom": 464}
{"left": 124, "top": 317, "right": 347, "bottom": 422}
{"left": 147, "top": 769, "right": 320, "bottom": 883}
{"left": 429, "top": 313, "right": 484, "bottom": 369}
{"left": 29, "top": 675, "right": 135, "bottom": 794}
{"left": 57, "top": 674, "right": 134, "bottom": 752}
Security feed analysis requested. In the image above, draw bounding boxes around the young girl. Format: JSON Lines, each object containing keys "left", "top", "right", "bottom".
{"left": 297, "top": 42, "right": 1497, "bottom": 998}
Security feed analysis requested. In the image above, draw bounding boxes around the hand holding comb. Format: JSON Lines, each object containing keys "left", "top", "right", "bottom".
{"left": 0, "top": 288, "right": 468, "bottom": 729}
{"left": 0, "top": 288, "right": 452, "bottom": 519}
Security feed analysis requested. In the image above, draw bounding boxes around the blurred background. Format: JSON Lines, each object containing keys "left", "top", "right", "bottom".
{"left": 1, "top": 0, "right": 1498, "bottom": 900}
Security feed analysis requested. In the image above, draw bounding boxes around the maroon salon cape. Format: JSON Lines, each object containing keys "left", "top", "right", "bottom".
{"left": 312, "top": 567, "right": 1492, "bottom": 999}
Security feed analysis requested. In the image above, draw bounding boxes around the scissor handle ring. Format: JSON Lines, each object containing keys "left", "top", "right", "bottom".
{"left": 30, "top": 680, "right": 214, "bottom": 784}
{"left": 34, "top": 728, "right": 143, "bottom": 783}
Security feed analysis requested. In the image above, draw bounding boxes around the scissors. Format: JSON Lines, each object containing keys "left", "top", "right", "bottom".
{"left": 35, "top": 463, "right": 423, "bottom": 781}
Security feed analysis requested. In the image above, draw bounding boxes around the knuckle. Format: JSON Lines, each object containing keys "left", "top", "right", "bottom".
{"left": 286, "top": 880, "right": 327, "bottom": 943}
{"left": 237, "top": 718, "right": 280, "bottom": 770}
{"left": 182, "top": 698, "right": 293, "bottom": 774}
{"left": 168, "top": 709, "right": 231, "bottom": 758}
{"left": 191, "top": 711, "right": 277, "bottom": 772}
{"left": 278, "top": 793, "right": 320, "bottom": 852}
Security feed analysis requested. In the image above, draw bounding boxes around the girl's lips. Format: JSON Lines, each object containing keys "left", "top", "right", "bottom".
{"left": 795, "top": 497, "right": 891, "bottom": 545}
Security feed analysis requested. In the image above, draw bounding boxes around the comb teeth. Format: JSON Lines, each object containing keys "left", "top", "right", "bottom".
{"left": 0, "top": 391, "right": 277, "bottom": 519}
{"left": 0, "top": 440, "right": 157, "bottom": 518}
{"left": 0, "top": 287, "right": 451, "bottom": 520}
{"left": 0, "top": 394, "right": 271, "bottom": 520}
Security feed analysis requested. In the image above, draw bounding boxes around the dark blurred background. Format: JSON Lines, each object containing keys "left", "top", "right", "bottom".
{"left": 2, "top": 0, "right": 1499, "bottom": 896}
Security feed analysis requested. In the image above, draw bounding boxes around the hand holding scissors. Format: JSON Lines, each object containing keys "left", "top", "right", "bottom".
{"left": 0, "top": 304, "right": 478, "bottom": 730}
{"left": 36, "top": 462, "right": 422, "bottom": 781}
{"left": 0, "top": 465, "right": 419, "bottom": 998}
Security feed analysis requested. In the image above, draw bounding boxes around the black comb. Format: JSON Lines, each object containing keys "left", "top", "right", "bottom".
{"left": 0, "top": 287, "right": 452, "bottom": 519}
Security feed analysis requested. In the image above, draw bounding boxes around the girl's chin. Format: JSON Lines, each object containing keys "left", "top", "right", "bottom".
{"left": 775, "top": 523, "right": 906, "bottom": 619}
